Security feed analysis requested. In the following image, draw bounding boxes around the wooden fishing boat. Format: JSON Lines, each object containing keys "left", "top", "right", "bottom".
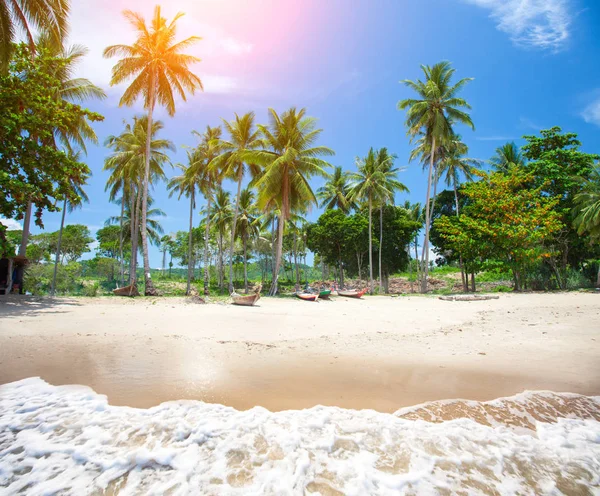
{"left": 296, "top": 292, "right": 319, "bottom": 302}
{"left": 113, "top": 282, "right": 139, "bottom": 297}
{"left": 319, "top": 289, "right": 332, "bottom": 299}
{"left": 337, "top": 288, "right": 368, "bottom": 299}
{"left": 231, "top": 292, "right": 261, "bottom": 306}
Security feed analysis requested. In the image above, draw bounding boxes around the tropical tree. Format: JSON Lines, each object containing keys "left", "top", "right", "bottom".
{"left": 208, "top": 188, "right": 232, "bottom": 290}
{"left": 398, "top": 61, "right": 474, "bottom": 292}
{"left": 251, "top": 107, "right": 334, "bottom": 296}
{"left": 51, "top": 151, "right": 90, "bottom": 296}
{"left": 104, "top": 6, "right": 203, "bottom": 295}
{"left": 106, "top": 196, "right": 166, "bottom": 248}
{"left": 317, "top": 166, "right": 356, "bottom": 213}
{"left": 167, "top": 150, "right": 202, "bottom": 294}
{"left": 573, "top": 164, "right": 600, "bottom": 286}
{"left": 159, "top": 234, "right": 172, "bottom": 274}
{"left": 0, "top": 0, "right": 68, "bottom": 70}
{"left": 235, "top": 188, "right": 260, "bottom": 292}
{"left": 403, "top": 201, "right": 424, "bottom": 292}
{"left": 209, "top": 112, "right": 262, "bottom": 292}
{"left": 104, "top": 116, "right": 173, "bottom": 284}
{"left": 490, "top": 142, "right": 525, "bottom": 172}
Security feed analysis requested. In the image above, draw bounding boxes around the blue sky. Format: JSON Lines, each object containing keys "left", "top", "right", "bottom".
{"left": 4, "top": 0, "right": 600, "bottom": 267}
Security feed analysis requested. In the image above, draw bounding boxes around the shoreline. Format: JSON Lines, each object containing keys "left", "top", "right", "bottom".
{"left": 1, "top": 292, "right": 599, "bottom": 412}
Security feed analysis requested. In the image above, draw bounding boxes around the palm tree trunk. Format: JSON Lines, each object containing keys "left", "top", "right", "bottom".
{"left": 218, "top": 229, "right": 224, "bottom": 290}
{"left": 243, "top": 236, "right": 248, "bottom": 293}
{"left": 270, "top": 216, "right": 276, "bottom": 283}
{"left": 293, "top": 231, "right": 300, "bottom": 288}
{"left": 51, "top": 198, "right": 68, "bottom": 296}
{"left": 453, "top": 179, "right": 468, "bottom": 292}
{"left": 368, "top": 194, "right": 374, "bottom": 294}
{"left": 228, "top": 169, "right": 243, "bottom": 292}
{"left": 19, "top": 201, "right": 32, "bottom": 257}
{"left": 132, "top": 182, "right": 143, "bottom": 284}
{"left": 203, "top": 194, "right": 212, "bottom": 295}
{"left": 141, "top": 80, "right": 158, "bottom": 296}
{"left": 186, "top": 189, "right": 195, "bottom": 295}
{"left": 119, "top": 196, "right": 125, "bottom": 287}
{"left": 379, "top": 205, "right": 383, "bottom": 294}
{"left": 270, "top": 215, "right": 285, "bottom": 296}
{"left": 420, "top": 135, "right": 436, "bottom": 293}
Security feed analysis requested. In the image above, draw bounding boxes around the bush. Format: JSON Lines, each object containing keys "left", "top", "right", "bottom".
{"left": 565, "top": 269, "right": 593, "bottom": 290}
{"left": 23, "top": 262, "right": 83, "bottom": 295}
{"left": 83, "top": 281, "right": 99, "bottom": 297}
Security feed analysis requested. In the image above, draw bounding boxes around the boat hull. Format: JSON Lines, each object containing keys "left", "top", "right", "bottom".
{"left": 296, "top": 293, "right": 319, "bottom": 302}
{"left": 337, "top": 288, "right": 367, "bottom": 299}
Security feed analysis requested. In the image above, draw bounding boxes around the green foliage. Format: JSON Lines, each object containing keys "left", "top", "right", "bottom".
{"left": 96, "top": 225, "right": 122, "bottom": 259}
{"left": 83, "top": 281, "right": 100, "bottom": 297}
{"left": 0, "top": 44, "right": 103, "bottom": 227}
{"left": 24, "top": 262, "right": 83, "bottom": 295}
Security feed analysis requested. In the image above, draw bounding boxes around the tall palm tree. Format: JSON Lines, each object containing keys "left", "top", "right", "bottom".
{"left": 104, "top": 6, "right": 203, "bottom": 295}
{"left": 167, "top": 150, "right": 202, "bottom": 295}
{"left": 349, "top": 148, "right": 406, "bottom": 294}
{"left": 373, "top": 148, "right": 409, "bottom": 293}
{"left": 106, "top": 195, "right": 166, "bottom": 248}
{"left": 104, "top": 116, "right": 173, "bottom": 283}
{"left": 403, "top": 201, "right": 424, "bottom": 293}
{"left": 50, "top": 151, "right": 89, "bottom": 296}
{"left": 209, "top": 112, "right": 262, "bottom": 293}
{"left": 159, "top": 234, "right": 172, "bottom": 274}
{"left": 208, "top": 188, "right": 232, "bottom": 290}
{"left": 191, "top": 126, "right": 222, "bottom": 295}
{"left": 236, "top": 188, "right": 260, "bottom": 293}
{"left": 317, "top": 166, "right": 356, "bottom": 213}
{"left": 398, "top": 61, "right": 474, "bottom": 292}
{"left": 490, "top": 142, "right": 525, "bottom": 172}
{"left": 0, "top": 0, "right": 68, "bottom": 70}
{"left": 573, "top": 164, "right": 600, "bottom": 286}
{"left": 251, "top": 107, "right": 334, "bottom": 296}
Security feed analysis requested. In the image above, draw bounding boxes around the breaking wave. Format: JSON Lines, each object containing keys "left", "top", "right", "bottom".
{"left": 1, "top": 378, "right": 599, "bottom": 495}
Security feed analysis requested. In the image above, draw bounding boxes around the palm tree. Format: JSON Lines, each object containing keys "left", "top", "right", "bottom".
{"left": 209, "top": 112, "right": 262, "bottom": 293}
{"left": 403, "top": 201, "right": 424, "bottom": 293}
{"left": 106, "top": 195, "right": 166, "bottom": 248}
{"left": 573, "top": 164, "right": 600, "bottom": 286}
{"left": 104, "top": 116, "right": 173, "bottom": 283}
{"left": 0, "top": 0, "right": 68, "bottom": 70}
{"left": 317, "top": 166, "right": 356, "bottom": 213}
{"left": 50, "top": 151, "right": 90, "bottom": 296}
{"left": 490, "top": 142, "right": 525, "bottom": 172}
{"left": 104, "top": 6, "right": 203, "bottom": 295}
{"left": 251, "top": 107, "right": 334, "bottom": 296}
{"left": 159, "top": 234, "right": 172, "bottom": 275}
{"left": 167, "top": 149, "right": 202, "bottom": 295}
{"left": 349, "top": 148, "right": 406, "bottom": 294}
{"left": 236, "top": 188, "right": 260, "bottom": 292}
{"left": 208, "top": 188, "right": 232, "bottom": 290}
{"left": 373, "top": 149, "right": 409, "bottom": 293}
{"left": 398, "top": 61, "right": 474, "bottom": 292}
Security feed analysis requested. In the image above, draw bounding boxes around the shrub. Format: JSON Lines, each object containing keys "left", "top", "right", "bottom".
{"left": 83, "top": 281, "right": 99, "bottom": 297}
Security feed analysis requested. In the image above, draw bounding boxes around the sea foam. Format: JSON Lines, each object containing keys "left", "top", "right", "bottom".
{"left": 1, "top": 378, "right": 599, "bottom": 495}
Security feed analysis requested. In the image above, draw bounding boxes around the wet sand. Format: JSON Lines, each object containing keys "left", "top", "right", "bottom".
{"left": 1, "top": 292, "right": 599, "bottom": 412}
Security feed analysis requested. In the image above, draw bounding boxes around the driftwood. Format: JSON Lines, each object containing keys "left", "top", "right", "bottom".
{"left": 439, "top": 295, "right": 500, "bottom": 301}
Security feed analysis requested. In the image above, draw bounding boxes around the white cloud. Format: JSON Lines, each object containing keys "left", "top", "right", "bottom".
{"left": 464, "top": 0, "right": 571, "bottom": 51}
{"left": 220, "top": 38, "right": 253, "bottom": 56}
{"left": 581, "top": 95, "right": 600, "bottom": 127}
{"left": 0, "top": 218, "right": 23, "bottom": 230}
{"left": 202, "top": 75, "right": 238, "bottom": 94}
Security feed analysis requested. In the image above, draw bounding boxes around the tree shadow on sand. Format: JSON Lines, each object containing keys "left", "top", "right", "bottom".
{"left": 0, "top": 295, "right": 82, "bottom": 318}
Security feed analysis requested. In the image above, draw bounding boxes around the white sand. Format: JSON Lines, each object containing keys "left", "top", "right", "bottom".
{"left": 0, "top": 292, "right": 599, "bottom": 411}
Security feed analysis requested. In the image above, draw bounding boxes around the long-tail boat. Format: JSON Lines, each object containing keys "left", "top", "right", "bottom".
{"left": 113, "top": 282, "right": 139, "bottom": 297}
{"left": 231, "top": 284, "right": 262, "bottom": 306}
{"left": 337, "top": 288, "right": 368, "bottom": 299}
{"left": 296, "top": 292, "right": 319, "bottom": 302}
{"left": 319, "top": 289, "right": 332, "bottom": 299}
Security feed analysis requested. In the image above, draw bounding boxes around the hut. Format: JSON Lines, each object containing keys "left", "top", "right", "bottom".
{"left": 0, "top": 255, "right": 27, "bottom": 295}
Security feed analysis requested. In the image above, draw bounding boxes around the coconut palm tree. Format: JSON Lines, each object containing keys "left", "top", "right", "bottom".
{"left": 106, "top": 196, "right": 166, "bottom": 248}
{"left": 573, "top": 164, "right": 600, "bottom": 286}
{"left": 208, "top": 188, "right": 232, "bottom": 291}
{"left": 50, "top": 151, "right": 89, "bottom": 296}
{"left": 104, "top": 6, "right": 203, "bottom": 295}
{"left": 250, "top": 107, "right": 334, "bottom": 296}
{"left": 403, "top": 201, "right": 424, "bottom": 292}
{"left": 398, "top": 61, "right": 474, "bottom": 292}
{"left": 235, "top": 188, "right": 260, "bottom": 293}
{"left": 373, "top": 148, "right": 409, "bottom": 293}
{"left": 317, "top": 166, "right": 356, "bottom": 213}
{"left": 167, "top": 149, "right": 203, "bottom": 295}
{"left": 209, "top": 112, "right": 262, "bottom": 293}
{"left": 490, "top": 142, "right": 525, "bottom": 172}
{"left": 159, "top": 234, "right": 172, "bottom": 275}
{"left": 0, "top": 0, "right": 68, "bottom": 70}
{"left": 349, "top": 148, "right": 406, "bottom": 294}
{"left": 104, "top": 116, "right": 174, "bottom": 283}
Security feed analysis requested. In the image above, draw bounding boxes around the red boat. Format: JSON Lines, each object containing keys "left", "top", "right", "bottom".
{"left": 296, "top": 292, "right": 319, "bottom": 302}
{"left": 337, "top": 288, "right": 368, "bottom": 299}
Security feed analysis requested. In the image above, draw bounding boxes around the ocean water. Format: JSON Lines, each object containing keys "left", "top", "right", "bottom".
{"left": 1, "top": 379, "right": 599, "bottom": 495}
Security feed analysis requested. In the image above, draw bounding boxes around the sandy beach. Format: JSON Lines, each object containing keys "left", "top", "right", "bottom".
{"left": 1, "top": 292, "right": 598, "bottom": 412}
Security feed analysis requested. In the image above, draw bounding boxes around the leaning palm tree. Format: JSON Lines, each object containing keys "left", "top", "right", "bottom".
{"left": 167, "top": 149, "right": 204, "bottom": 295}
{"left": 250, "top": 107, "right": 334, "bottom": 296}
{"left": 490, "top": 142, "right": 525, "bottom": 172}
{"left": 373, "top": 148, "right": 409, "bottom": 293}
{"left": 398, "top": 61, "right": 474, "bottom": 292}
{"left": 317, "top": 166, "right": 356, "bottom": 213}
{"left": 573, "top": 164, "right": 600, "bottom": 286}
{"left": 50, "top": 151, "right": 89, "bottom": 296}
{"left": 0, "top": 0, "right": 68, "bottom": 70}
{"left": 235, "top": 188, "right": 260, "bottom": 293}
{"left": 191, "top": 126, "right": 222, "bottom": 295}
{"left": 104, "top": 6, "right": 203, "bottom": 295}
{"left": 349, "top": 148, "right": 406, "bottom": 294}
{"left": 209, "top": 112, "right": 262, "bottom": 292}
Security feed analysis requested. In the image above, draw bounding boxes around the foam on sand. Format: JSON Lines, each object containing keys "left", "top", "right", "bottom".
{"left": 1, "top": 378, "right": 599, "bottom": 495}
